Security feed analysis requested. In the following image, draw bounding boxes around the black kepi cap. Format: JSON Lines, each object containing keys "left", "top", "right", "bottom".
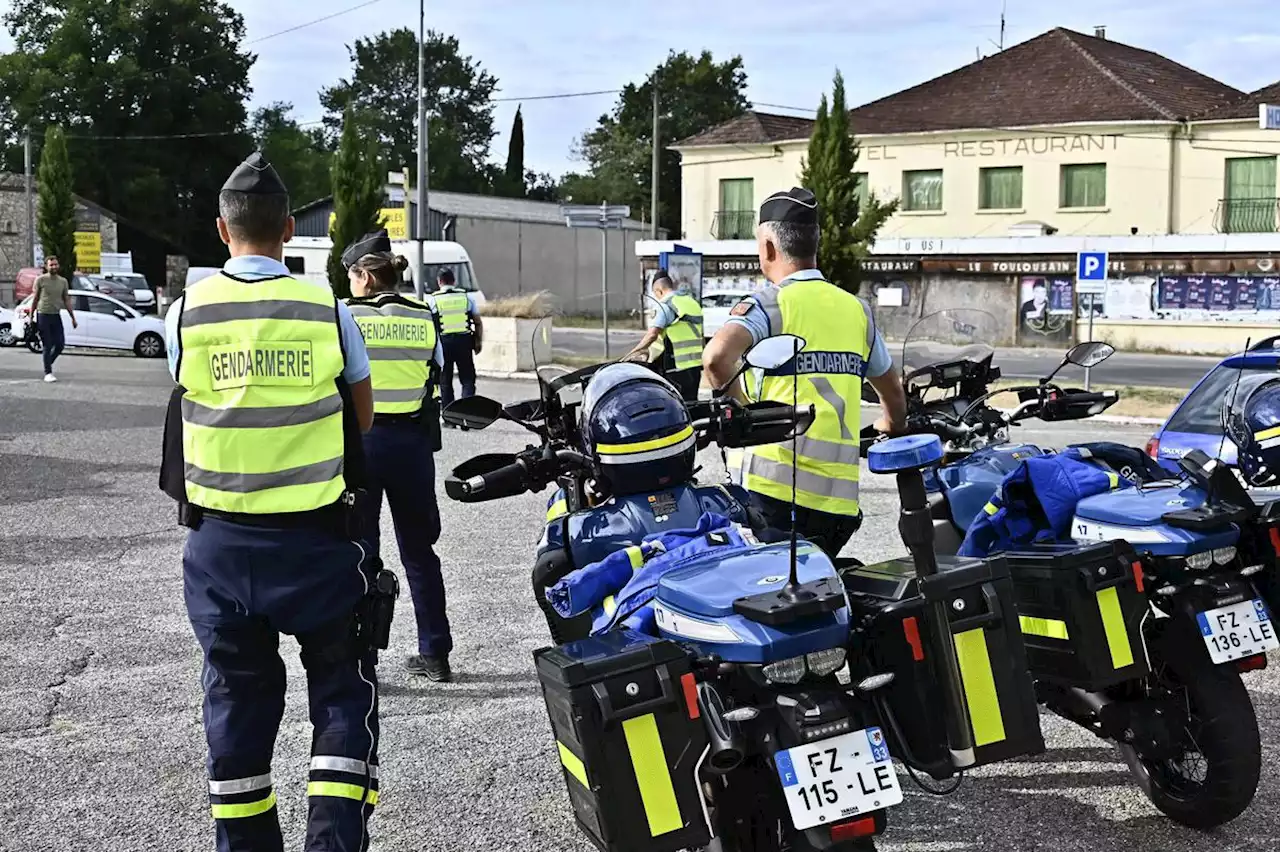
{"left": 341, "top": 229, "right": 392, "bottom": 270}
{"left": 759, "top": 186, "right": 819, "bottom": 226}
{"left": 221, "top": 151, "right": 288, "bottom": 195}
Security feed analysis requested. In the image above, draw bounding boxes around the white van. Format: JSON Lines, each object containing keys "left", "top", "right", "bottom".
{"left": 282, "top": 237, "right": 485, "bottom": 305}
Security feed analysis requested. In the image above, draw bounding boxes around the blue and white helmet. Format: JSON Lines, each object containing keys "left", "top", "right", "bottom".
{"left": 1227, "top": 378, "right": 1280, "bottom": 486}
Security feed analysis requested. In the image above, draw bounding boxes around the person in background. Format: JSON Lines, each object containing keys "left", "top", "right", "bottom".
{"left": 431, "top": 268, "right": 482, "bottom": 420}
{"left": 343, "top": 231, "right": 454, "bottom": 682}
{"left": 702, "top": 186, "right": 907, "bottom": 559}
{"left": 623, "top": 269, "right": 705, "bottom": 401}
{"left": 31, "top": 255, "right": 77, "bottom": 382}
{"left": 160, "top": 152, "right": 384, "bottom": 852}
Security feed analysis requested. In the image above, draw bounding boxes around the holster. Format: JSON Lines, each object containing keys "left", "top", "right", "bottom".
{"left": 421, "top": 396, "right": 443, "bottom": 453}
{"left": 355, "top": 557, "right": 400, "bottom": 651}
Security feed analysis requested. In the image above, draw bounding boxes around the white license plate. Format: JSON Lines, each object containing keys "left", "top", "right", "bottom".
{"left": 774, "top": 727, "right": 903, "bottom": 831}
{"left": 1197, "top": 598, "right": 1279, "bottom": 664}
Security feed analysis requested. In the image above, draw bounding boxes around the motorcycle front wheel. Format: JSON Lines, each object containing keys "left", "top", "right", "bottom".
{"left": 1119, "top": 621, "right": 1260, "bottom": 829}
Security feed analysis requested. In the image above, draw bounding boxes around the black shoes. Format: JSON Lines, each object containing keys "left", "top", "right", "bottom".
{"left": 405, "top": 654, "right": 452, "bottom": 682}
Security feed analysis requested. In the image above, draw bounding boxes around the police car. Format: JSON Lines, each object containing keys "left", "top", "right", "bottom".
{"left": 1147, "top": 335, "right": 1280, "bottom": 484}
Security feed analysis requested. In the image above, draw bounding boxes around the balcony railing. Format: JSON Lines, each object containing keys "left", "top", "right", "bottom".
{"left": 712, "top": 210, "right": 756, "bottom": 240}
{"left": 1214, "top": 198, "right": 1280, "bottom": 234}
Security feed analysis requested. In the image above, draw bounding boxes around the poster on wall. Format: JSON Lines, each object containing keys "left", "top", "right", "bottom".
{"left": 1154, "top": 275, "right": 1280, "bottom": 320}
{"left": 1018, "top": 276, "right": 1073, "bottom": 345}
{"left": 657, "top": 251, "right": 704, "bottom": 302}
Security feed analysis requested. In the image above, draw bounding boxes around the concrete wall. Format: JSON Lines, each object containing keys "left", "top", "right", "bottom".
{"left": 872, "top": 273, "right": 1019, "bottom": 346}
{"left": 1083, "top": 318, "right": 1279, "bottom": 355}
{"left": 456, "top": 216, "right": 651, "bottom": 315}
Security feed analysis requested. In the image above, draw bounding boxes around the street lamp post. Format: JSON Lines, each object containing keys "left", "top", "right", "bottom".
{"left": 561, "top": 201, "right": 630, "bottom": 359}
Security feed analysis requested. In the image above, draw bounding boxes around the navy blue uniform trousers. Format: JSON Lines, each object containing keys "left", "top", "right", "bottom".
{"left": 184, "top": 518, "right": 379, "bottom": 852}
{"left": 358, "top": 419, "right": 452, "bottom": 659}
{"left": 440, "top": 334, "right": 476, "bottom": 408}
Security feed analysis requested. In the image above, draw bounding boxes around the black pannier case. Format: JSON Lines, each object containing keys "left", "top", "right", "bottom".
{"left": 841, "top": 554, "right": 1045, "bottom": 772}
{"left": 533, "top": 630, "right": 710, "bottom": 852}
{"left": 1003, "top": 541, "right": 1149, "bottom": 689}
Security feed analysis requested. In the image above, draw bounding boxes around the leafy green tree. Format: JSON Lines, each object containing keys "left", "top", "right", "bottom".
{"left": 320, "top": 28, "right": 498, "bottom": 194}
{"left": 327, "top": 109, "right": 386, "bottom": 298}
{"left": 251, "top": 103, "right": 331, "bottom": 206}
{"left": 799, "top": 71, "right": 898, "bottom": 293}
{"left": 524, "top": 170, "right": 559, "bottom": 202}
{"left": 0, "top": 0, "right": 253, "bottom": 264}
{"left": 572, "top": 50, "right": 749, "bottom": 236}
{"left": 36, "top": 125, "right": 77, "bottom": 272}
{"left": 502, "top": 106, "right": 525, "bottom": 197}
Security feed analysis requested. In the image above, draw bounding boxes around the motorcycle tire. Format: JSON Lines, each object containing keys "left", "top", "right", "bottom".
{"left": 1119, "top": 619, "right": 1260, "bottom": 829}
{"left": 25, "top": 330, "right": 42, "bottom": 354}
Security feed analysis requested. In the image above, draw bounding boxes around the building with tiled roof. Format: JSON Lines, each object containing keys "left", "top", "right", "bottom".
{"left": 675, "top": 27, "right": 1280, "bottom": 243}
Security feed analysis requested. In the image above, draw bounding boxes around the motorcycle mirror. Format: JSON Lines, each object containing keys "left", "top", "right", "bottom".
{"left": 744, "top": 334, "right": 807, "bottom": 370}
{"left": 503, "top": 399, "right": 543, "bottom": 422}
{"left": 442, "top": 396, "right": 504, "bottom": 430}
{"left": 1065, "top": 341, "right": 1115, "bottom": 369}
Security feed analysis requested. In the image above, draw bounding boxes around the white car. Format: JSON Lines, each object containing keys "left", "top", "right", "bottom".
{"left": 700, "top": 288, "right": 758, "bottom": 341}
{"left": 13, "top": 289, "right": 166, "bottom": 358}
{"left": 0, "top": 306, "right": 16, "bottom": 347}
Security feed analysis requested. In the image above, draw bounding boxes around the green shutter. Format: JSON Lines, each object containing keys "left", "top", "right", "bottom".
{"left": 718, "top": 179, "right": 755, "bottom": 238}
{"left": 904, "top": 170, "right": 943, "bottom": 211}
{"left": 979, "top": 167, "right": 1023, "bottom": 210}
{"left": 1224, "top": 157, "right": 1277, "bottom": 233}
{"left": 853, "top": 172, "right": 868, "bottom": 210}
{"left": 1060, "top": 164, "right": 1106, "bottom": 208}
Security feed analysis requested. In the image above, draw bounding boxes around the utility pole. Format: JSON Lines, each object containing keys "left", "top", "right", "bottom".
{"left": 650, "top": 81, "right": 660, "bottom": 239}
{"left": 414, "top": 0, "right": 429, "bottom": 298}
{"left": 23, "top": 127, "right": 35, "bottom": 265}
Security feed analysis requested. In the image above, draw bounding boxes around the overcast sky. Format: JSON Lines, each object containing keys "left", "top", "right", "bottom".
{"left": 6, "top": 1, "right": 1279, "bottom": 176}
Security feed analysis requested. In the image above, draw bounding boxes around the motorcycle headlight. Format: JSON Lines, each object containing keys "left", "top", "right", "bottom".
{"left": 1186, "top": 551, "right": 1213, "bottom": 571}
{"left": 805, "top": 648, "right": 847, "bottom": 677}
{"left": 1212, "top": 546, "right": 1237, "bottom": 566}
{"left": 762, "top": 656, "right": 807, "bottom": 685}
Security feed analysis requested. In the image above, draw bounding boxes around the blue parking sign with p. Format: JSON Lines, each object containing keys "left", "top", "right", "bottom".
{"left": 1077, "top": 251, "right": 1108, "bottom": 281}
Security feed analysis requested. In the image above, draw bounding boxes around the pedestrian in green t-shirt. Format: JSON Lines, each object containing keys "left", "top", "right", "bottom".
{"left": 31, "top": 255, "right": 77, "bottom": 382}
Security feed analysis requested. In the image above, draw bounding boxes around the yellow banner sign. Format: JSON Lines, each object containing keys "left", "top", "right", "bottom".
{"left": 329, "top": 208, "right": 408, "bottom": 241}
{"left": 75, "top": 231, "right": 103, "bottom": 272}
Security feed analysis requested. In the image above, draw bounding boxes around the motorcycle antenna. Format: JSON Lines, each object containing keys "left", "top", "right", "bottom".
{"left": 783, "top": 335, "right": 806, "bottom": 600}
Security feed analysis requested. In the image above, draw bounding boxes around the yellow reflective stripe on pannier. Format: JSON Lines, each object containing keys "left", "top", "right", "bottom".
{"left": 1095, "top": 587, "right": 1135, "bottom": 669}
{"left": 621, "top": 713, "right": 682, "bottom": 836}
{"left": 211, "top": 790, "right": 277, "bottom": 820}
{"left": 626, "top": 546, "right": 644, "bottom": 570}
{"left": 953, "top": 628, "right": 1006, "bottom": 747}
{"left": 306, "top": 781, "right": 378, "bottom": 805}
{"left": 602, "top": 595, "right": 617, "bottom": 615}
{"left": 1106, "top": 472, "right": 1120, "bottom": 489}
{"left": 596, "top": 425, "right": 694, "bottom": 456}
{"left": 983, "top": 502, "right": 999, "bottom": 516}
{"left": 557, "top": 741, "right": 589, "bottom": 787}
{"left": 1019, "top": 615, "right": 1071, "bottom": 640}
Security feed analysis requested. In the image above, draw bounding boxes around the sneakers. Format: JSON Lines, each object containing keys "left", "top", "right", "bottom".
{"left": 43, "top": 373, "right": 57, "bottom": 383}
{"left": 405, "top": 654, "right": 452, "bottom": 682}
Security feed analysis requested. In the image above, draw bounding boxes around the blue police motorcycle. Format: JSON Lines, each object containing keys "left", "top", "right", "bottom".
{"left": 873, "top": 309, "right": 1273, "bottom": 828}
{"left": 443, "top": 326, "right": 1044, "bottom": 852}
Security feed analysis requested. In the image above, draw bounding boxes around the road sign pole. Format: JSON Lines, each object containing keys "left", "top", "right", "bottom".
{"left": 1085, "top": 294, "right": 1096, "bottom": 391}
{"left": 601, "top": 202, "right": 609, "bottom": 359}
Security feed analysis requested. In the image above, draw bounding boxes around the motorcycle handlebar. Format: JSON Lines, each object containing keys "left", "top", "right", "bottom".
{"left": 460, "top": 458, "right": 530, "bottom": 497}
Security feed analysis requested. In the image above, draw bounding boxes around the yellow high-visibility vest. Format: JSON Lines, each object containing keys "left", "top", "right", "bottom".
{"left": 663, "top": 292, "right": 704, "bottom": 371}
{"left": 742, "top": 276, "right": 873, "bottom": 516}
{"left": 434, "top": 287, "right": 471, "bottom": 336}
{"left": 177, "top": 274, "right": 346, "bottom": 514}
{"left": 347, "top": 294, "right": 438, "bottom": 415}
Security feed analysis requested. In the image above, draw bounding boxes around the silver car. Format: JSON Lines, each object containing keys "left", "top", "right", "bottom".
{"left": 80, "top": 274, "right": 136, "bottom": 308}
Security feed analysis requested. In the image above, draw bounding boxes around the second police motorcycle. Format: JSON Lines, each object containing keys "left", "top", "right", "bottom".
{"left": 443, "top": 318, "right": 1048, "bottom": 851}
{"left": 860, "top": 308, "right": 1280, "bottom": 828}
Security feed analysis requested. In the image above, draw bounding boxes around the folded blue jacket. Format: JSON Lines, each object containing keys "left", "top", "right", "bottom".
{"left": 958, "top": 450, "right": 1132, "bottom": 558}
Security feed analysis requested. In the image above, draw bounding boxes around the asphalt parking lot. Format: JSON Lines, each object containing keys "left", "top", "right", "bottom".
{"left": 1, "top": 345, "right": 1277, "bottom": 852}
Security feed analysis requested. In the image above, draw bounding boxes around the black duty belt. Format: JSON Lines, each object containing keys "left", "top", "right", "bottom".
{"left": 196, "top": 503, "right": 348, "bottom": 530}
